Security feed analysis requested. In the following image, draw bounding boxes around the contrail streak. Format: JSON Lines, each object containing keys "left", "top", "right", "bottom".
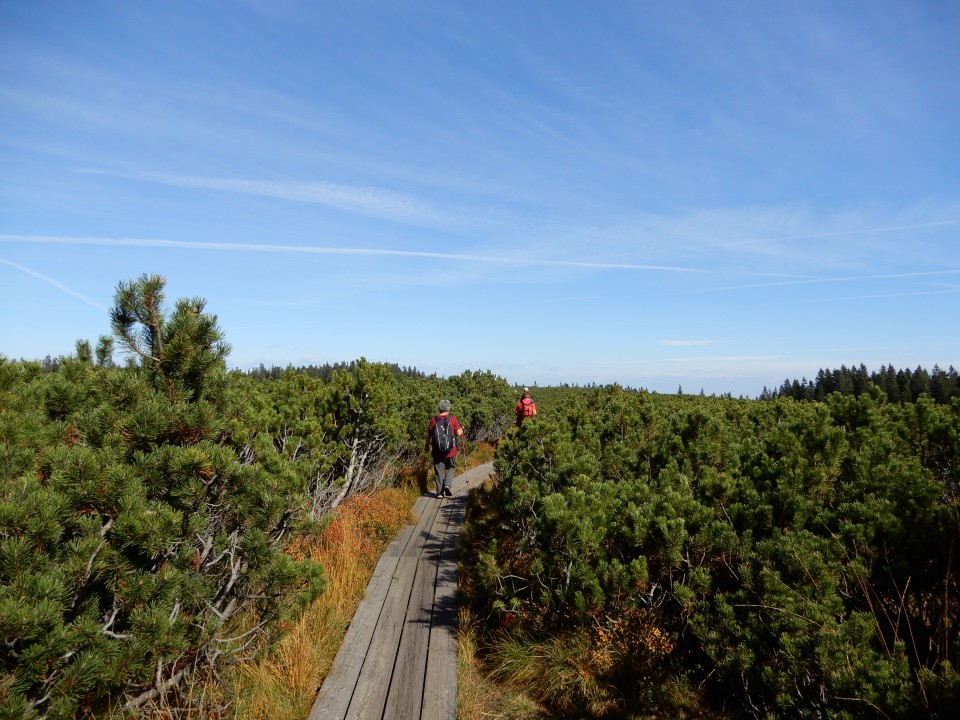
{"left": 684, "top": 269, "right": 960, "bottom": 294}
{"left": 0, "top": 256, "right": 108, "bottom": 311}
{"left": 0, "top": 234, "right": 705, "bottom": 274}
{"left": 809, "top": 288, "right": 960, "bottom": 302}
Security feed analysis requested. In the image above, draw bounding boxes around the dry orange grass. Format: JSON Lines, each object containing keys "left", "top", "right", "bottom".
{"left": 462, "top": 441, "right": 496, "bottom": 468}
{"left": 233, "top": 487, "right": 416, "bottom": 720}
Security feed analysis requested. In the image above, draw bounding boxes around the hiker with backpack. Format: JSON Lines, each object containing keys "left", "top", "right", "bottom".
{"left": 515, "top": 387, "right": 537, "bottom": 427}
{"left": 426, "top": 399, "right": 464, "bottom": 498}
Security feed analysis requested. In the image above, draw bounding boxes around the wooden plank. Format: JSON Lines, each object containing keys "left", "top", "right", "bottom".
{"left": 422, "top": 471, "right": 472, "bottom": 720}
{"left": 412, "top": 494, "right": 432, "bottom": 515}
{"left": 382, "top": 538, "right": 441, "bottom": 718}
{"left": 382, "top": 476, "right": 469, "bottom": 719}
{"left": 308, "top": 551, "right": 401, "bottom": 720}
{"left": 308, "top": 462, "right": 494, "bottom": 720}
{"left": 383, "top": 490, "right": 441, "bottom": 557}
{"left": 345, "top": 556, "right": 419, "bottom": 720}
{"left": 422, "top": 593, "right": 457, "bottom": 720}
{"left": 382, "top": 523, "right": 415, "bottom": 558}
{"left": 310, "top": 495, "right": 439, "bottom": 720}
{"left": 422, "top": 498, "right": 462, "bottom": 720}
{"left": 401, "top": 498, "right": 442, "bottom": 558}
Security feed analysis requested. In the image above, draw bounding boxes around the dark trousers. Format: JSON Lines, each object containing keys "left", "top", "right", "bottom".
{"left": 433, "top": 456, "right": 455, "bottom": 495}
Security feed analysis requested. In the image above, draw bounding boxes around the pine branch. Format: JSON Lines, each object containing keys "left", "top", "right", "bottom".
{"left": 121, "top": 662, "right": 192, "bottom": 713}
{"left": 212, "top": 618, "right": 270, "bottom": 648}
{"left": 732, "top": 603, "right": 825, "bottom": 627}
{"left": 67, "top": 517, "right": 114, "bottom": 613}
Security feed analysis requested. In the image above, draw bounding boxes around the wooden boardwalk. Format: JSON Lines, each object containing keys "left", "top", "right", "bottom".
{"left": 308, "top": 461, "right": 494, "bottom": 720}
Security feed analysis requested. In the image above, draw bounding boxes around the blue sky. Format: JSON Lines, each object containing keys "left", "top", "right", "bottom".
{"left": 2, "top": 0, "right": 958, "bottom": 396}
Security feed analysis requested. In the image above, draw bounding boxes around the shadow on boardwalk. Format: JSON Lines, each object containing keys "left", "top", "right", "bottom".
{"left": 308, "top": 461, "right": 494, "bottom": 720}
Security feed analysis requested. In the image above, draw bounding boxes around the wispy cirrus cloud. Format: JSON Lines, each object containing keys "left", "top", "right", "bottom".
{"left": 657, "top": 339, "right": 717, "bottom": 347}
{"left": 74, "top": 167, "right": 453, "bottom": 225}
{"left": 538, "top": 200, "right": 960, "bottom": 281}
{"left": 542, "top": 295, "right": 597, "bottom": 303}
{"left": 672, "top": 355, "right": 780, "bottom": 364}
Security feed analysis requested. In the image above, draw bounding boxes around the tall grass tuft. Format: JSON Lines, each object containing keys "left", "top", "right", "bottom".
{"left": 486, "top": 628, "right": 618, "bottom": 717}
{"left": 456, "top": 608, "right": 548, "bottom": 720}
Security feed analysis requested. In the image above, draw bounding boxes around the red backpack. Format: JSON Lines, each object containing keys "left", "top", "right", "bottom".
{"left": 520, "top": 398, "right": 536, "bottom": 417}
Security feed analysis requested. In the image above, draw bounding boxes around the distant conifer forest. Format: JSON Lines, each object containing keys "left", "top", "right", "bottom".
{"left": 765, "top": 363, "right": 959, "bottom": 404}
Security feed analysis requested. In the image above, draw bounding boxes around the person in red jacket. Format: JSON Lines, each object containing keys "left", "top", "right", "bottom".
{"left": 425, "top": 399, "right": 464, "bottom": 498}
{"left": 515, "top": 387, "right": 537, "bottom": 427}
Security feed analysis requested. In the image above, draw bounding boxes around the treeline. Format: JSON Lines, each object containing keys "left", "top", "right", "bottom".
{"left": 765, "top": 363, "right": 960, "bottom": 404}
{"left": 246, "top": 360, "right": 429, "bottom": 382}
{"left": 0, "top": 274, "right": 514, "bottom": 719}
{"left": 465, "top": 387, "right": 960, "bottom": 717}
